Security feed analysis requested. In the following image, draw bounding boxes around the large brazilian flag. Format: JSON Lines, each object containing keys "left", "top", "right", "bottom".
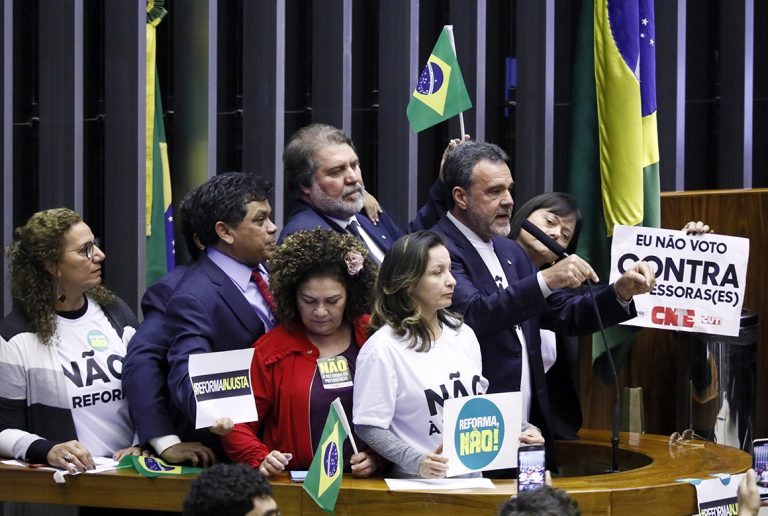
{"left": 146, "top": 0, "right": 175, "bottom": 286}
{"left": 568, "top": 0, "right": 660, "bottom": 378}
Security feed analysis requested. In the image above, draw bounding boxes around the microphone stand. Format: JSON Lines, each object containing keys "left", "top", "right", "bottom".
{"left": 521, "top": 220, "right": 621, "bottom": 472}
{"left": 585, "top": 282, "right": 621, "bottom": 473}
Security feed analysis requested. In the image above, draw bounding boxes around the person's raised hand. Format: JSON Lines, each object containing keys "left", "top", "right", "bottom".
{"left": 682, "top": 220, "right": 713, "bottom": 235}
{"left": 540, "top": 255, "right": 599, "bottom": 290}
{"left": 614, "top": 261, "right": 655, "bottom": 301}
{"left": 439, "top": 134, "right": 471, "bottom": 180}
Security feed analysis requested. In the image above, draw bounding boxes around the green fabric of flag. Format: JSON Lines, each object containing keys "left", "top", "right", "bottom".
{"left": 118, "top": 455, "right": 202, "bottom": 478}
{"left": 303, "top": 406, "right": 348, "bottom": 513}
{"left": 567, "top": 0, "right": 660, "bottom": 380}
{"left": 145, "top": 1, "right": 175, "bottom": 287}
{"left": 406, "top": 26, "right": 472, "bottom": 133}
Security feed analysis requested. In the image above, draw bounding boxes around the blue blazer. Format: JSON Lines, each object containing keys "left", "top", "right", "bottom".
{"left": 165, "top": 254, "right": 267, "bottom": 425}
{"left": 123, "top": 265, "right": 191, "bottom": 445}
{"left": 434, "top": 216, "right": 634, "bottom": 465}
{"left": 279, "top": 201, "right": 405, "bottom": 252}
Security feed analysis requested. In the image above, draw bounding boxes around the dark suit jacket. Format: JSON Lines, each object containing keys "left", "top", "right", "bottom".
{"left": 433, "top": 216, "right": 635, "bottom": 467}
{"left": 279, "top": 201, "right": 404, "bottom": 251}
{"left": 123, "top": 265, "right": 191, "bottom": 445}
{"left": 166, "top": 254, "right": 267, "bottom": 425}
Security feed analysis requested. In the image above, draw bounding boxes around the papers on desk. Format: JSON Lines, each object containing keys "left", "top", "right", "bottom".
{"left": 290, "top": 470, "right": 308, "bottom": 483}
{"left": 384, "top": 477, "right": 496, "bottom": 491}
{"left": 53, "top": 457, "right": 123, "bottom": 483}
{"left": 2, "top": 457, "right": 123, "bottom": 483}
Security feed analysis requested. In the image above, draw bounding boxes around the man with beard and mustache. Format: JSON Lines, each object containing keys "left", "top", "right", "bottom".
{"left": 280, "top": 124, "right": 405, "bottom": 264}
{"left": 432, "top": 141, "right": 655, "bottom": 472}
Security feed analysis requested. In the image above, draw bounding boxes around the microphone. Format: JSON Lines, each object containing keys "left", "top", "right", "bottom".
{"left": 521, "top": 220, "right": 569, "bottom": 260}
{"left": 521, "top": 218, "right": 622, "bottom": 472}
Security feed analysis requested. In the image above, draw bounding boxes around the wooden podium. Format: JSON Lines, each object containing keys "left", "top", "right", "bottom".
{"left": 0, "top": 430, "right": 750, "bottom": 515}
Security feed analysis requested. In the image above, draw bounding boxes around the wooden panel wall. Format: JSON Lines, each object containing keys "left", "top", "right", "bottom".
{"left": 581, "top": 189, "right": 768, "bottom": 437}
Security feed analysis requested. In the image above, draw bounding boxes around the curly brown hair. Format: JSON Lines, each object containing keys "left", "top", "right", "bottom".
{"left": 267, "top": 229, "right": 375, "bottom": 329}
{"left": 6, "top": 208, "right": 117, "bottom": 345}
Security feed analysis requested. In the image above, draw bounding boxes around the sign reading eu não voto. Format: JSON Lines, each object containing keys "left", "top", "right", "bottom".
{"left": 443, "top": 392, "right": 521, "bottom": 477}
{"left": 189, "top": 348, "right": 258, "bottom": 429}
{"left": 610, "top": 225, "right": 749, "bottom": 337}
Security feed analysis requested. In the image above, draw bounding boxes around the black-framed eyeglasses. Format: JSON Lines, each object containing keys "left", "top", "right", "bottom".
{"left": 669, "top": 428, "right": 707, "bottom": 446}
{"left": 64, "top": 238, "right": 100, "bottom": 260}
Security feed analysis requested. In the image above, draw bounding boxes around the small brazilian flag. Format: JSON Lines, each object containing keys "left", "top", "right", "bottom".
{"left": 406, "top": 25, "right": 472, "bottom": 133}
{"left": 303, "top": 406, "right": 348, "bottom": 513}
{"left": 118, "top": 455, "right": 202, "bottom": 477}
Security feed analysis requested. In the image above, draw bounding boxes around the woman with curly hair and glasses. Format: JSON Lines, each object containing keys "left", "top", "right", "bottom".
{"left": 221, "top": 228, "right": 379, "bottom": 477}
{"left": 0, "top": 208, "right": 143, "bottom": 476}
{"left": 353, "top": 231, "right": 543, "bottom": 478}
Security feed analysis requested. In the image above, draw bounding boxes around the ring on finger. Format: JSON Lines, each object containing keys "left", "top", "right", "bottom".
{"left": 63, "top": 453, "right": 72, "bottom": 462}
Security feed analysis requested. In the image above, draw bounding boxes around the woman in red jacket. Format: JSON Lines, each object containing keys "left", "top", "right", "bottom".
{"left": 221, "top": 228, "right": 379, "bottom": 477}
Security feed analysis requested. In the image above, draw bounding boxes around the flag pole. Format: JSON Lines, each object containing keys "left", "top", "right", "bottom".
{"left": 331, "top": 398, "right": 358, "bottom": 454}
{"left": 445, "top": 25, "right": 466, "bottom": 138}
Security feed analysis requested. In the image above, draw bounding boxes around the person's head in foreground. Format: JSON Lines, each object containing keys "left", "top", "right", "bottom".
{"left": 499, "top": 485, "right": 580, "bottom": 516}
{"left": 183, "top": 463, "right": 278, "bottom": 516}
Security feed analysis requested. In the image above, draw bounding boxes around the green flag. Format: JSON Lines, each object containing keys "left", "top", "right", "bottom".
{"left": 303, "top": 406, "right": 348, "bottom": 513}
{"left": 146, "top": 1, "right": 175, "bottom": 286}
{"left": 406, "top": 25, "right": 472, "bottom": 133}
{"left": 118, "top": 455, "right": 202, "bottom": 478}
{"left": 567, "top": 0, "right": 660, "bottom": 380}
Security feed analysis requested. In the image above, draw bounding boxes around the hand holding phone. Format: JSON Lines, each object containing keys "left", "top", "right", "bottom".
{"left": 752, "top": 439, "right": 768, "bottom": 501}
{"left": 517, "top": 445, "right": 546, "bottom": 492}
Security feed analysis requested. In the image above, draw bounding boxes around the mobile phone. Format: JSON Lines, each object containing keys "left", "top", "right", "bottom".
{"left": 753, "top": 439, "right": 768, "bottom": 501}
{"left": 517, "top": 445, "right": 546, "bottom": 492}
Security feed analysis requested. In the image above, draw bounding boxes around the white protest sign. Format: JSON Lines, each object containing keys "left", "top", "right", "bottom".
{"left": 188, "top": 348, "right": 258, "bottom": 429}
{"left": 694, "top": 474, "right": 743, "bottom": 515}
{"left": 442, "top": 392, "right": 521, "bottom": 477}
{"left": 610, "top": 225, "right": 749, "bottom": 336}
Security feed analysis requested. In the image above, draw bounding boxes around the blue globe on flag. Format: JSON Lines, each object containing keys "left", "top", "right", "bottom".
{"left": 323, "top": 441, "right": 339, "bottom": 477}
{"left": 416, "top": 62, "right": 445, "bottom": 96}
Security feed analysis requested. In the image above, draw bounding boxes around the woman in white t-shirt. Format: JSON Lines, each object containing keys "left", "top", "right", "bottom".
{"left": 353, "top": 231, "right": 543, "bottom": 478}
{"left": 0, "top": 208, "right": 142, "bottom": 477}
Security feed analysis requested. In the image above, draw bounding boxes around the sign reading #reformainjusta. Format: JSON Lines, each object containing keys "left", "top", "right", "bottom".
{"left": 609, "top": 225, "right": 749, "bottom": 337}
{"left": 189, "top": 348, "right": 258, "bottom": 429}
{"left": 443, "top": 392, "right": 521, "bottom": 477}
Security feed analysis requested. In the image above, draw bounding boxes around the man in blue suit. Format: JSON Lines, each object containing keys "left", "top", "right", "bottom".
{"left": 164, "top": 173, "right": 278, "bottom": 443}
{"left": 432, "top": 142, "right": 655, "bottom": 470}
{"left": 279, "top": 124, "right": 404, "bottom": 261}
{"left": 123, "top": 187, "right": 221, "bottom": 465}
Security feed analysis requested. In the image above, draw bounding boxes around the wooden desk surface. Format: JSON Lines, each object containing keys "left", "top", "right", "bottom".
{"left": 0, "top": 430, "right": 750, "bottom": 515}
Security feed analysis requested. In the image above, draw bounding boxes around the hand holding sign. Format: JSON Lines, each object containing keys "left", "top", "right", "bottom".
{"left": 419, "top": 444, "right": 449, "bottom": 479}
{"left": 209, "top": 416, "right": 234, "bottom": 436}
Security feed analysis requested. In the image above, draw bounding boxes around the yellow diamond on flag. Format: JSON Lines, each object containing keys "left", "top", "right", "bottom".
{"left": 412, "top": 53, "right": 452, "bottom": 116}
{"left": 317, "top": 422, "right": 341, "bottom": 498}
